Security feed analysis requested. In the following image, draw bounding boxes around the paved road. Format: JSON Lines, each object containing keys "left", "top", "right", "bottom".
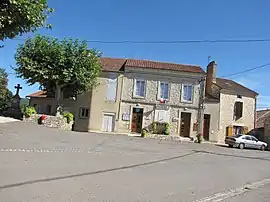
{"left": 0, "top": 121, "right": 270, "bottom": 201}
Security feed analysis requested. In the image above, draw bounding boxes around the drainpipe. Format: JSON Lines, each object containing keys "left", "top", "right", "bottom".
{"left": 197, "top": 76, "right": 206, "bottom": 137}
{"left": 117, "top": 74, "right": 124, "bottom": 121}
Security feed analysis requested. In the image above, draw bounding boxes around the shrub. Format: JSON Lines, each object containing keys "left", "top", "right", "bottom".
{"left": 152, "top": 121, "right": 157, "bottom": 133}
{"left": 141, "top": 129, "right": 148, "bottom": 138}
{"left": 164, "top": 122, "right": 170, "bottom": 135}
{"left": 24, "top": 106, "right": 37, "bottom": 117}
{"left": 62, "top": 111, "right": 74, "bottom": 123}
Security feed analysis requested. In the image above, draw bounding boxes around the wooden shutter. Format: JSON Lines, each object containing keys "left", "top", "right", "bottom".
{"left": 106, "top": 77, "right": 117, "bottom": 101}
{"left": 226, "top": 126, "right": 233, "bottom": 136}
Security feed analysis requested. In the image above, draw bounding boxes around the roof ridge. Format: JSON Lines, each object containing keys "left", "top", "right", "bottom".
{"left": 126, "top": 58, "right": 201, "bottom": 68}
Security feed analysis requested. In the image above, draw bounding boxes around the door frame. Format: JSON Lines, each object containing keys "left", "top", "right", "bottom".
{"left": 130, "top": 106, "right": 144, "bottom": 133}
{"left": 179, "top": 112, "right": 192, "bottom": 137}
{"left": 102, "top": 112, "right": 116, "bottom": 132}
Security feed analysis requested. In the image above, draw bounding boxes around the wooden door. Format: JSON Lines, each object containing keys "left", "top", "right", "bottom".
{"left": 102, "top": 114, "right": 114, "bottom": 132}
{"left": 180, "top": 112, "right": 191, "bottom": 137}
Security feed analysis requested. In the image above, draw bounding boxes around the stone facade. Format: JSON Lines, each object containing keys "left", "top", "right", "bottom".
{"left": 205, "top": 92, "right": 256, "bottom": 144}
{"left": 118, "top": 67, "right": 204, "bottom": 138}
{"left": 23, "top": 114, "right": 73, "bottom": 131}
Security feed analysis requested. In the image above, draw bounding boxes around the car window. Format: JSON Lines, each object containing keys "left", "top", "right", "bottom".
{"left": 242, "top": 136, "right": 251, "bottom": 140}
{"left": 234, "top": 134, "right": 243, "bottom": 138}
{"left": 250, "top": 136, "right": 258, "bottom": 141}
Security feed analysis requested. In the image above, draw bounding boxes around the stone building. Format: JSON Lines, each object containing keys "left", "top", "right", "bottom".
{"left": 204, "top": 61, "right": 258, "bottom": 143}
{"left": 27, "top": 57, "right": 205, "bottom": 138}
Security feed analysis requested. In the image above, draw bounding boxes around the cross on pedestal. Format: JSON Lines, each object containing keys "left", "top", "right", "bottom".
{"left": 14, "top": 84, "right": 22, "bottom": 96}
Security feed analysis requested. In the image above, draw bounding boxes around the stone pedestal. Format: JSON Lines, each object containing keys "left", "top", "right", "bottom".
{"left": 3, "top": 94, "right": 23, "bottom": 120}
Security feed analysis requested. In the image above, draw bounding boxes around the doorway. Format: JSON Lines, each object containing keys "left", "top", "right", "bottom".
{"left": 131, "top": 107, "right": 144, "bottom": 133}
{"left": 102, "top": 114, "right": 115, "bottom": 132}
{"left": 203, "top": 114, "right": 211, "bottom": 141}
{"left": 180, "top": 112, "right": 191, "bottom": 137}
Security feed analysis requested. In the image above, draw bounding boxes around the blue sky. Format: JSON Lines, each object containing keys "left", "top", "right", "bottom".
{"left": 1, "top": 0, "right": 270, "bottom": 108}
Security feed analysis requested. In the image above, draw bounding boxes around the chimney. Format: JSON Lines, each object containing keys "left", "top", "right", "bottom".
{"left": 205, "top": 61, "right": 217, "bottom": 95}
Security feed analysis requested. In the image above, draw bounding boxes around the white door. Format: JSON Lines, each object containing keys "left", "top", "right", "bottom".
{"left": 102, "top": 114, "right": 114, "bottom": 132}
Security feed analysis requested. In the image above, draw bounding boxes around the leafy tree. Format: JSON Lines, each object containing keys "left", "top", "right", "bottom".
{"left": 0, "top": 0, "right": 53, "bottom": 41}
{"left": 0, "top": 68, "right": 12, "bottom": 111}
{"left": 14, "top": 35, "right": 102, "bottom": 114}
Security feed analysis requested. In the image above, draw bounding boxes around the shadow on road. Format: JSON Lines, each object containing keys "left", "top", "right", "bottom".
{"left": 0, "top": 151, "right": 197, "bottom": 190}
{"left": 194, "top": 150, "right": 270, "bottom": 161}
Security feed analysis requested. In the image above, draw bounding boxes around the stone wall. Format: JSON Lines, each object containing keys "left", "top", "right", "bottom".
{"left": 23, "top": 114, "right": 73, "bottom": 131}
{"left": 264, "top": 117, "right": 270, "bottom": 149}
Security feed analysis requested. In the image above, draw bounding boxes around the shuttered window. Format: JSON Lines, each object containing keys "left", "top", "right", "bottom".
{"left": 106, "top": 77, "right": 117, "bottom": 101}
{"left": 234, "top": 101, "right": 243, "bottom": 120}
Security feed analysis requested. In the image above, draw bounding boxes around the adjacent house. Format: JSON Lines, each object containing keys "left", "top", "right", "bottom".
{"left": 27, "top": 57, "right": 206, "bottom": 139}
{"left": 204, "top": 61, "right": 258, "bottom": 143}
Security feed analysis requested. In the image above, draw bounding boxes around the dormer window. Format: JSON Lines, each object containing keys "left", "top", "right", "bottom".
{"left": 234, "top": 101, "right": 243, "bottom": 120}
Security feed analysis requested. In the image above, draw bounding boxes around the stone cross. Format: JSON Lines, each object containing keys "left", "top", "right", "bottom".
{"left": 14, "top": 84, "right": 22, "bottom": 96}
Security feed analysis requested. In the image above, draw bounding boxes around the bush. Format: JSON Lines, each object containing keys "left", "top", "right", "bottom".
{"left": 62, "top": 111, "right": 74, "bottom": 123}
{"left": 152, "top": 121, "right": 157, "bottom": 133}
{"left": 164, "top": 122, "right": 170, "bottom": 135}
{"left": 141, "top": 129, "right": 148, "bottom": 137}
{"left": 24, "top": 106, "right": 37, "bottom": 117}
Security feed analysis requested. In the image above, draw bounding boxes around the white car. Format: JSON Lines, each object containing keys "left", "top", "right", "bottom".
{"left": 225, "top": 134, "right": 267, "bottom": 151}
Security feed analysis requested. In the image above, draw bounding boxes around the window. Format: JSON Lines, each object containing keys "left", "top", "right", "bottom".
{"left": 159, "top": 82, "right": 169, "bottom": 100}
{"left": 182, "top": 84, "right": 193, "bottom": 102}
{"left": 250, "top": 136, "right": 258, "bottom": 141}
{"left": 79, "top": 107, "right": 89, "bottom": 118}
{"left": 135, "top": 79, "right": 146, "bottom": 97}
{"left": 237, "top": 95, "right": 242, "bottom": 99}
{"left": 242, "top": 136, "right": 251, "bottom": 140}
{"left": 234, "top": 101, "right": 243, "bottom": 120}
{"left": 106, "top": 77, "right": 117, "bottom": 101}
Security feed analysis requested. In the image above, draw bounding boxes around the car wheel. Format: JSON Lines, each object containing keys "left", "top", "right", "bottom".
{"left": 229, "top": 144, "right": 233, "bottom": 148}
{"left": 239, "top": 143, "right": 245, "bottom": 149}
{"left": 260, "top": 145, "right": 266, "bottom": 151}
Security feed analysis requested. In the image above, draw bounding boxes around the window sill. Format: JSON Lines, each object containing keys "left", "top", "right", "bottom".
{"left": 181, "top": 100, "right": 193, "bottom": 104}
{"left": 133, "top": 95, "right": 145, "bottom": 99}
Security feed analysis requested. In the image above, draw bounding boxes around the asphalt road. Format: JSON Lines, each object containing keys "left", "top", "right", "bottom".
{"left": 0, "top": 121, "right": 270, "bottom": 201}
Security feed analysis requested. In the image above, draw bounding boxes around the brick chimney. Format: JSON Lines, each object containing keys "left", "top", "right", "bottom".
{"left": 205, "top": 61, "right": 217, "bottom": 95}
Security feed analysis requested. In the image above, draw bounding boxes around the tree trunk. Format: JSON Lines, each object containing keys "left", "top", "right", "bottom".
{"left": 55, "top": 84, "right": 62, "bottom": 117}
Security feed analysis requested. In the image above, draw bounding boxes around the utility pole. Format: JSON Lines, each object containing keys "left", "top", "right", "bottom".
{"left": 197, "top": 76, "right": 206, "bottom": 140}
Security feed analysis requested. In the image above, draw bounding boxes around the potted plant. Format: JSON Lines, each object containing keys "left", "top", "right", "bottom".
{"left": 24, "top": 106, "right": 37, "bottom": 118}
{"left": 141, "top": 128, "right": 148, "bottom": 138}
{"left": 63, "top": 111, "right": 74, "bottom": 123}
{"left": 164, "top": 122, "right": 170, "bottom": 135}
{"left": 197, "top": 133, "right": 203, "bottom": 143}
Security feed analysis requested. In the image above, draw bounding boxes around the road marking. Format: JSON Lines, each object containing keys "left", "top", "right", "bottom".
{"left": 0, "top": 148, "right": 98, "bottom": 154}
{"left": 195, "top": 178, "right": 270, "bottom": 202}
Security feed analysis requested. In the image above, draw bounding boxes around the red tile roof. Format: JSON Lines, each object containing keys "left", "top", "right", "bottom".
{"left": 100, "top": 57, "right": 126, "bottom": 71}
{"left": 125, "top": 58, "right": 204, "bottom": 73}
{"left": 27, "top": 57, "right": 204, "bottom": 97}
{"left": 215, "top": 78, "right": 258, "bottom": 98}
{"left": 27, "top": 90, "right": 47, "bottom": 98}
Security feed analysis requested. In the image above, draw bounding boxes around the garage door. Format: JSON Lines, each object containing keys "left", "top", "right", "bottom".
{"left": 102, "top": 114, "right": 114, "bottom": 132}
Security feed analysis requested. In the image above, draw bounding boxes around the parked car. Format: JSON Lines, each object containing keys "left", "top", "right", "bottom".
{"left": 225, "top": 134, "right": 267, "bottom": 151}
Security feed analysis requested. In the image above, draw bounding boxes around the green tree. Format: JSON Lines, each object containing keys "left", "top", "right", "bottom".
{"left": 0, "top": 0, "right": 53, "bottom": 41}
{"left": 0, "top": 68, "right": 13, "bottom": 111}
{"left": 14, "top": 35, "right": 102, "bottom": 114}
